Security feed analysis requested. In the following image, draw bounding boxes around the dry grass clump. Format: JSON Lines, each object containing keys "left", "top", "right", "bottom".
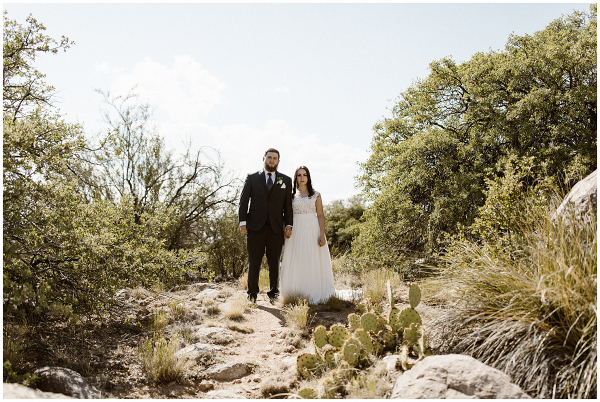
{"left": 221, "top": 293, "right": 249, "bottom": 320}
{"left": 129, "top": 286, "right": 154, "bottom": 300}
{"left": 168, "top": 300, "right": 198, "bottom": 323}
{"left": 432, "top": 203, "right": 596, "bottom": 398}
{"left": 361, "top": 268, "right": 402, "bottom": 304}
{"left": 282, "top": 300, "right": 311, "bottom": 331}
{"left": 138, "top": 332, "right": 186, "bottom": 383}
{"left": 226, "top": 322, "right": 254, "bottom": 334}
{"left": 151, "top": 310, "right": 170, "bottom": 333}
{"left": 200, "top": 296, "right": 220, "bottom": 316}
{"left": 318, "top": 294, "right": 351, "bottom": 311}
{"left": 280, "top": 291, "right": 311, "bottom": 307}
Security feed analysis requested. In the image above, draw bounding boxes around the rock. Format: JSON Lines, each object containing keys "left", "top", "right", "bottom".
{"left": 192, "top": 289, "right": 221, "bottom": 300}
{"left": 197, "top": 380, "right": 215, "bottom": 391}
{"left": 204, "top": 362, "right": 253, "bottom": 381}
{"left": 33, "top": 366, "right": 101, "bottom": 399}
{"left": 554, "top": 170, "right": 597, "bottom": 221}
{"left": 205, "top": 390, "right": 245, "bottom": 399}
{"left": 334, "top": 289, "right": 363, "bottom": 302}
{"left": 3, "top": 383, "right": 73, "bottom": 399}
{"left": 194, "top": 327, "right": 235, "bottom": 345}
{"left": 381, "top": 355, "right": 401, "bottom": 372}
{"left": 174, "top": 343, "right": 221, "bottom": 363}
{"left": 186, "top": 282, "right": 219, "bottom": 292}
{"left": 391, "top": 354, "right": 530, "bottom": 399}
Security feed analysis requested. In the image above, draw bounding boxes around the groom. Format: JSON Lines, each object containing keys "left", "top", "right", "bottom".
{"left": 239, "top": 148, "right": 293, "bottom": 304}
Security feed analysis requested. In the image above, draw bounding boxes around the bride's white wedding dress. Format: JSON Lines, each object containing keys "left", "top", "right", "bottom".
{"left": 280, "top": 191, "right": 335, "bottom": 303}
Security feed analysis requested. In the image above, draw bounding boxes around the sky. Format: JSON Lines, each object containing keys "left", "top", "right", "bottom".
{"left": 3, "top": 1, "right": 593, "bottom": 204}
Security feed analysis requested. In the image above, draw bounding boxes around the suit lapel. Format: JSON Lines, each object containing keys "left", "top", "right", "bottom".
{"left": 259, "top": 171, "right": 269, "bottom": 195}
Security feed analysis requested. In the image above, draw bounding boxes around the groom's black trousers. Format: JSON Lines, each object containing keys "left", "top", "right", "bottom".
{"left": 246, "top": 221, "right": 283, "bottom": 299}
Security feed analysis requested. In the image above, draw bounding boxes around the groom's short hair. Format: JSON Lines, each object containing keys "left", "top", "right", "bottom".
{"left": 264, "top": 148, "right": 280, "bottom": 158}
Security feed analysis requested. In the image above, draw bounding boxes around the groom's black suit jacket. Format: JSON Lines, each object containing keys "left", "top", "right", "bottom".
{"left": 239, "top": 170, "right": 293, "bottom": 234}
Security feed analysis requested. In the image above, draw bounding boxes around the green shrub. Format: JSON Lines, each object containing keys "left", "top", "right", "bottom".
{"left": 433, "top": 194, "right": 597, "bottom": 398}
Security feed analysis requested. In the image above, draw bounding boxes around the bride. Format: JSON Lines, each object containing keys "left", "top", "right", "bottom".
{"left": 280, "top": 166, "right": 335, "bottom": 304}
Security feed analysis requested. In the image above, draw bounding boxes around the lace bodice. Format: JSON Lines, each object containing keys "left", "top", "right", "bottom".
{"left": 292, "top": 191, "right": 320, "bottom": 215}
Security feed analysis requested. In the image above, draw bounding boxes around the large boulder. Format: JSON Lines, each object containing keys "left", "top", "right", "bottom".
{"left": 554, "top": 170, "right": 597, "bottom": 221}
{"left": 391, "top": 354, "right": 530, "bottom": 399}
{"left": 33, "top": 366, "right": 100, "bottom": 399}
{"left": 205, "top": 389, "right": 245, "bottom": 399}
{"left": 174, "top": 343, "right": 222, "bottom": 364}
{"left": 3, "top": 383, "right": 73, "bottom": 399}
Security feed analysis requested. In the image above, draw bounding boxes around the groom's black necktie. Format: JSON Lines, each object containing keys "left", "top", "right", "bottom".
{"left": 267, "top": 172, "right": 274, "bottom": 191}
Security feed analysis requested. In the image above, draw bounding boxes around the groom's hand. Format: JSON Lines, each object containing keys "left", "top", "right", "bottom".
{"left": 240, "top": 224, "right": 248, "bottom": 234}
{"left": 284, "top": 227, "right": 292, "bottom": 239}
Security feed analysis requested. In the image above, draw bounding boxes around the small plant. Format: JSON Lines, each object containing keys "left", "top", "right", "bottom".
{"left": 138, "top": 332, "right": 186, "bottom": 383}
{"left": 200, "top": 296, "right": 220, "bottom": 316}
{"left": 221, "top": 293, "right": 249, "bottom": 320}
{"left": 226, "top": 322, "right": 254, "bottom": 334}
{"left": 283, "top": 300, "right": 311, "bottom": 331}
{"left": 151, "top": 310, "right": 170, "bottom": 333}
{"left": 361, "top": 268, "right": 402, "bottom": 304}
{"left": 130, "top": 286, "right": 153, "bottom": 300}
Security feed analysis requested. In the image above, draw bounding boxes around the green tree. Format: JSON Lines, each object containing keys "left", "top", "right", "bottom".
{"left": 324, "top": 195, "right": 364, "bottom": 256}
{"left": 353, "top": 6, "right": 597, "bottom": 271}
{"left": 80, "top": 90, "right": 240, "bottom": 250}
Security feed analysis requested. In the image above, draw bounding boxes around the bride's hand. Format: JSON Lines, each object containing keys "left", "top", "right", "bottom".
{"left": 318, "top": 235, "right": 326, "bottom": 247}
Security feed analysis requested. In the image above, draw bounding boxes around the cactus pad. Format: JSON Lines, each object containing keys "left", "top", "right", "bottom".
{"left": 381, "top": 330, "right": 397, "bottom": 350}
{"left": 328, "top": 324, "right": 349, "bottom": 348}
{"left": 376, "top": 314, "right": 388, "bottom": 332}
{"left": 403, "top": 322, "right": 420, "bottom": 344}
{"left": 296, "top": 353, "right": 322, "bottom": 377}
{"left": 389, "top": 307, "right": 401, "bottom": 333}
{"left": 360, "top": 312, "right": 378, "bottom": 332}
{"left": 409, "top": 283, "right": 421, "bottom": 309}
{"left": 342, "top": 338, "right": 363, "bottom": 367}
{"left": 298, "top": 387, "right": 317, "bottom": 399}
{"left": 313, "top": 325, "right": 328, "bottom": 349}
{"left": 397, "top": 307, "right": 422, "bottom": 329}
{"left": 387, "top": 280, "right": 394, "bottom": 309}
{"left": 356, "top": 300, "right": 368, "bottom": 315}
{"left": 372, "top": 338, "right": 384, "bottom": 356}
{"left": 353, "top": 329, "right": 373, "bottom": 354}
{"left": 347, "top": 313, "right": 362, "bottom": 332}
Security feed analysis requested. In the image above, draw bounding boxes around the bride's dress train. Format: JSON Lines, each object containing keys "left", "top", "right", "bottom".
{"left": 280, "top": 191, "right": 335, "bottom": 303}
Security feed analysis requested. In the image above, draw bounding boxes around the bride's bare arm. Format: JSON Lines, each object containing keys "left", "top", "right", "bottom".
{"left": 316, "top": 194, "right": 327, "bottom": 247}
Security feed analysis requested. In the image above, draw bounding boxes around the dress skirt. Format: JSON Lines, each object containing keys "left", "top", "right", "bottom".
{"left": 280, "top": 213, "right": 335, "bottom": 304}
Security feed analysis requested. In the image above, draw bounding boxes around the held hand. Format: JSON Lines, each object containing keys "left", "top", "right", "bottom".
{"left": 284, "top": 227, "right": 292, "bottom": 239}
{"left": 240, "top": 224, "right": 248, "bottom": 234}
{"left": 318, "top": 235, "right": 326, "bottom": 247}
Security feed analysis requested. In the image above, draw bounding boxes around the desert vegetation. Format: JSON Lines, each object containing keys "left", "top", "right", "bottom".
{"left": 3, "top": 5, "right": 596, "bottom": 399}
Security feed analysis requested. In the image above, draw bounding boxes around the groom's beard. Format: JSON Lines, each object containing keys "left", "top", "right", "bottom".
{"left": 264, "top": 162, "right": 278, "bottom": 172}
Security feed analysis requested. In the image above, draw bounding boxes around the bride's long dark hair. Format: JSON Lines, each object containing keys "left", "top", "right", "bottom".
{"left": 293, "top": 165, "right": 315, "bottom": 197}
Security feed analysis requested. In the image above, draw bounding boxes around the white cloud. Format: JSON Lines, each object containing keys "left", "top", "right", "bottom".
{"left": 275, "top": 87, "right": 289, "bottom": 93}
{"left": 100, "top": 57, "right": 365, "bottom": 203}
{"left": 204, "top": 120, "right": 368, "bottom": 203}
{"left": 93, "top": 62, "right": 123, "bottom": 75}
{"left": 106, "top": 54, "right": 227, "bottom": 125}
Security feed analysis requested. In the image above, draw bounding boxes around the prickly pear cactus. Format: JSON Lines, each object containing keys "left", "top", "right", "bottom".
{"left": 360, "top": 312, "right": 378, "bottom": 332}
{"left": 347, "top": 313, "right": 362, "bottom": 332}
{"left": 376, "top": 314, "right": 388, "bottom": 332}
{"left": 323, "top": 348, "right": 337, "bottom": 368}
{"left": 371, "top": 336, "right": 384, "bottom": 356}
{"left": 342, "top": 337, "right": 363, "bottom": 367}
{"left": 389, "top": 307, "right": 401, "bottom": 333}
{"left": 320, "top": 375, "right": 338, "bottom": 398}
{"left": 409, "top": 283, "right": 421, "bottom": 309}
{"left": 313, "top": 325, "right": 328, "bottom": 349}
{"left": 328, "top": 324, "right": 349, "bottom": 349}
{"left": 298, "top": 387, "right": 317, "bottom": 399}
{"left": 397, "top": 307, "right": 422, "bottom": 330}
{"left": 353, "top": 329, "right": 373, "bottom": 354}
{"left": 356, "top": 300, "right": 368, "bottom": 315}
{"left": 403, "top": 322, "right": 420, "bottom": 344}
{"left": 399, "top": 344, "right": 412, "bottom": 371}
{"left": 381, "top": 329, "right": 397, "bottom": 350}
{"left": 387, "top": 280, "right": 395, "bottom": 309}
{"left": 296, "top": 353, "right": 322, "bottom": 378}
